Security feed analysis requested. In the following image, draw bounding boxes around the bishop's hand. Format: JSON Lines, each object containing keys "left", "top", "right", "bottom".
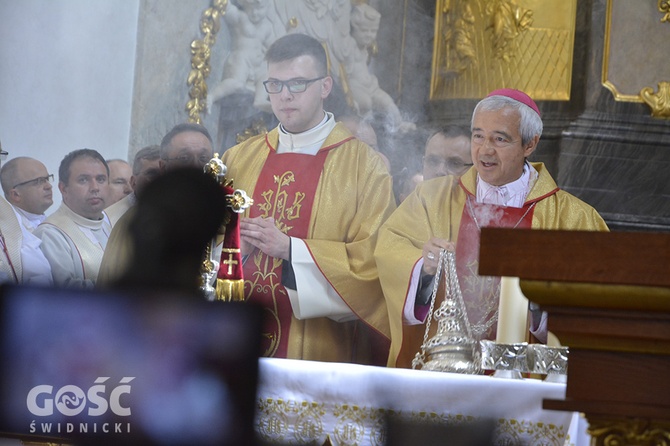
{"left": 422, "top": 237, "right": 455, "bottom": 276}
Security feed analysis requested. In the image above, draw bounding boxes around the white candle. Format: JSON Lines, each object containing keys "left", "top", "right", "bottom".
{"left": 547, "top": 331, "right": 561, "bottom": 347}
{"left": 496, "top": 277, "right": 529, "bottom": 344}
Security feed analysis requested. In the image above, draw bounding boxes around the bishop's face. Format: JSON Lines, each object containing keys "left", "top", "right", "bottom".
{"left": 266, "top": 55, "right": 333, "bottom": 134}
{"left": 471, "top": 107, "right": 538, "bottom": 186}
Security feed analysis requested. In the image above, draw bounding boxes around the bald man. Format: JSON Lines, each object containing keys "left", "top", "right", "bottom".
{"left": 0, "top": 156, "right": 54, "bottom": 285}
{"left": 1, "top": 157, "right": 54, "bottom": 224}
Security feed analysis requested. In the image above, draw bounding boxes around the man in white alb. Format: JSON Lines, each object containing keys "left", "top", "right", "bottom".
{"left": 34, "top": 149, "right": 111, "bottom": 288}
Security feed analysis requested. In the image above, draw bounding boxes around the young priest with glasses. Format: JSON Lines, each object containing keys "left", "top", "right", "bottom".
{"left": 220, "top": 33, "right": 397, "bottom": 365}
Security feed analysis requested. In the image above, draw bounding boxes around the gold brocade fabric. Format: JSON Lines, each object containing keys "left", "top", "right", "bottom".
{"left": 255, "top": 357, "right": 582, "bottom": 445}
{"left": 221, "top": 123, "right": 396, "bottom": 363}
{"left": 255, "top": 397, "right": 574, "bottom": 446}
{"left": 375, "top": 163, "right": 609, "bottom": 368}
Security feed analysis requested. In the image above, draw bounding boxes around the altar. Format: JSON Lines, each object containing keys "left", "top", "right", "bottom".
{"left": 255, "top": 358, "right": 588, "bottom": 446}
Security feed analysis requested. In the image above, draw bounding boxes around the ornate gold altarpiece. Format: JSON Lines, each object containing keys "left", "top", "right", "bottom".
{"left": 185, "top": 0, "right": 583, "bottom": 121}
{"left": 430, "top": 0, "right": 577, "bottom": 101}
{"left": 479, "top": 228, "right": 670, "bottom": 446}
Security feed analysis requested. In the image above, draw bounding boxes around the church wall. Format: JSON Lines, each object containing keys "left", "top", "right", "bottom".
{"left": 558, "top": 0, "right": 670, "bottom": 232}
{"left": 0, "top": 0, "right": 140, "bottom": 213}
{"left": 129, "top": 0, "right": 218, "bottom": 155}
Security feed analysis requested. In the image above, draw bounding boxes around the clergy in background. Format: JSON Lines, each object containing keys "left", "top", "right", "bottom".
{"left": 97, "top": 124, "right": 215, "bottom": 287}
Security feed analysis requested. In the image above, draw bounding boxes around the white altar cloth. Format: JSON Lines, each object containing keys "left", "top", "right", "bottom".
{"left": 255, "top": 358, "right": 587, "bottom": 445}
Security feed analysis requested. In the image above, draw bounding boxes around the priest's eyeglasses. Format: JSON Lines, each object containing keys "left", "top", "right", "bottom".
{"left": 163, "top": 154, "right": 212, "bottom": 166}
{"left": 13, "top": 174, "right": 54, "bottom": 189}
{"left": 263, "top": 77, "right": 324, "bottom": 94}
{"left": 423, "top": 156, "right": 473, "bottom": 175}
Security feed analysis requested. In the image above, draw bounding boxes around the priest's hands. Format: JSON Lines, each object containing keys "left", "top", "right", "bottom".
{"left": 422, "top": 237, "right": 455, "bottom": 276}
{"left": 240, "top": 216, "right": 291, "bottom": 260}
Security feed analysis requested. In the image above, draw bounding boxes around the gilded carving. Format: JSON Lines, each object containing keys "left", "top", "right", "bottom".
{"left": 588, "top": 417, "right": 670, "bottom": 446}
{"left": 440, "top": 0, "right": 476, "bottom": 77}
{"left": 186, "top": 0, "right": 228, "bottom": 124}
{"left": 640, "top": 82, "right": 670, "bottom": 119}
{"left": 602, "top": 0, "right": 670, "bottom": 113}
{"left": 431, "top": 0, "right": 576, "bottom": 100}
{"left": 485, "top": 0, "right": 533, "bottom": 62}
{"left": 659, "top": 0, "right": 670, "bottom": 23}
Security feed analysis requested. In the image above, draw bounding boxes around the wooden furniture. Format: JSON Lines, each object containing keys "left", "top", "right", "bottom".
{"left": 479, "top": 228, "right": 670, "bottom": 446}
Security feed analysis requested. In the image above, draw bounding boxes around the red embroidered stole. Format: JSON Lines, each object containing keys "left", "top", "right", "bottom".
{"left": 455, "top": 197, "right": 535, "bottom": 341}
{"left": 244, "top": 148, "right": 329, "bottom": 357}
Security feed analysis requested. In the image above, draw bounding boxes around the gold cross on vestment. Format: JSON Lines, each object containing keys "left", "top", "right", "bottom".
{"left": 221, "top": 248, "right": 240, "bottom": 275}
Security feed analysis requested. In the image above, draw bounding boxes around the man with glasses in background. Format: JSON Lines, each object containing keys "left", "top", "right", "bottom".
{"left": 422, "top": 125, "right": 473, "bottom": 181}
{"left": 33, "top": 149, "right": 110, "bottom": 288}
{"left": 220, "top": 33, "right": 396, "bottom": 365}
{"left": 158, "top": 123, "right": 214, "bottom": 172}
{"left": 0, "top": 150, "right": 53, "bottom": 285}
{"left": 1, "top": 157, "right": 55, "bottom": 228}
{"left": 97, "top": 123, "right": 215, "bottom": 287}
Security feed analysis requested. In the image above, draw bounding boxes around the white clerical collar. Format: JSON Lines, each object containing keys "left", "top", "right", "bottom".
{"left": 277, "top": 112, "right": 335, "bottom": 155}
{"left": 61, "top": 203, "right": 107, "bottom": 229}
{"left": 12, "top": 205, "right": 45, "bottom": 230}
{"left": 476, "top": 162, "right": 537, "bottom": 208}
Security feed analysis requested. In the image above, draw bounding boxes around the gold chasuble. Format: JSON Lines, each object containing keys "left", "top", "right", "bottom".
{"left": 375, "top": 163, "right": 609, "bottom": 368}
{"left": 222, "top": 123, "right": 396, "bottom": 364}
